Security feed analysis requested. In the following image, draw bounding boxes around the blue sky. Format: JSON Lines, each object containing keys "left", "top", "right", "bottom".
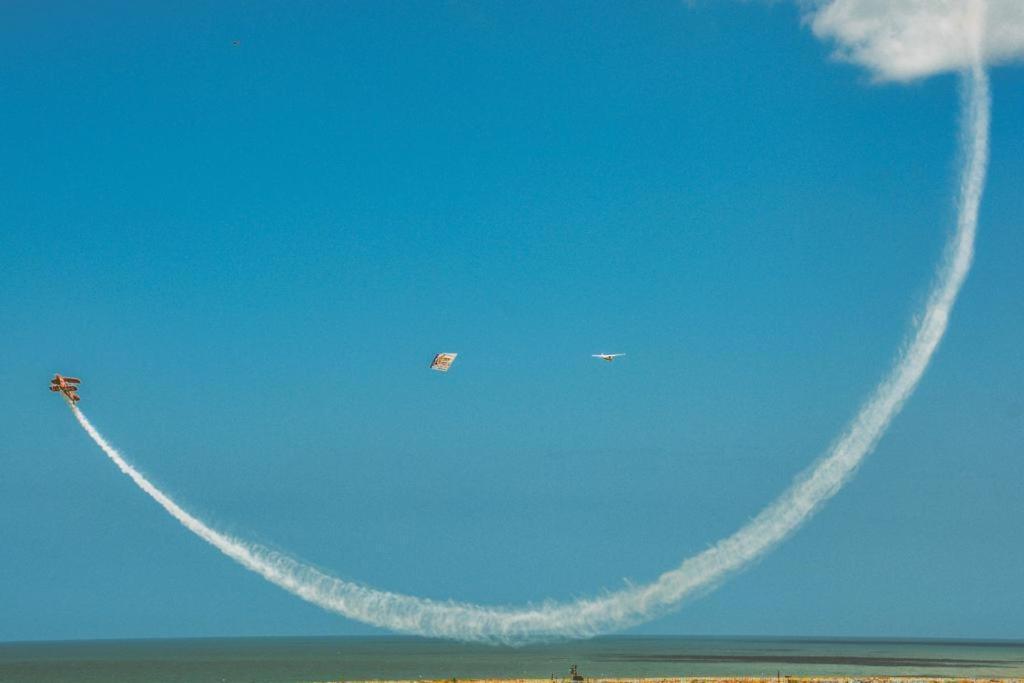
{"left": 1, "top": 2, "right": 1022, "bottom": 641}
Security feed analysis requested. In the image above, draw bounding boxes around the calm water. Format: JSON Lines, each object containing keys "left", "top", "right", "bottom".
{"left": 1, "top": 636, "right": 1023, "bottom": 683}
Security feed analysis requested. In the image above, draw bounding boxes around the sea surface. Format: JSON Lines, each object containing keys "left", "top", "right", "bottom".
{"left": 1, "top": 636, "right": 1022, "bottom": 683}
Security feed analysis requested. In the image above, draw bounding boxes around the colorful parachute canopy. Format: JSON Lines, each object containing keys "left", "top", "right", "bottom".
{"left": 430, "top": 353, "right": 458, "bottom": 372}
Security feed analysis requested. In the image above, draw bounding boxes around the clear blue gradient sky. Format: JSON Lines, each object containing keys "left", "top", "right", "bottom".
{"left": 1, "top": 2, "right": 1022, "bottom": 642}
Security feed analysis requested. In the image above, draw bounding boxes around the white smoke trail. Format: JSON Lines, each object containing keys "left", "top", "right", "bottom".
{"left": 69, "top": 17, "right": 990, "bottom": 646}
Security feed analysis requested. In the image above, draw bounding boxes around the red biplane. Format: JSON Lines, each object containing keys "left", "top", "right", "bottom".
{"left": 49, "top": 374, "right": 82, "bottom": 405}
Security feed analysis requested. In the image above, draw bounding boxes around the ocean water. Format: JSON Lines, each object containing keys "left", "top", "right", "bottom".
{"left": 1, "top": 636, "right": 1022, "bottom": 683}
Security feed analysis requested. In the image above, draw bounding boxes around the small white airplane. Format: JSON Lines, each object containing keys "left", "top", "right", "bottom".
{"left": 592, "top": 353, "right": 626, "bottom": 362}
{"left": 429, "top": 352, "right": 458, "bottom": 372}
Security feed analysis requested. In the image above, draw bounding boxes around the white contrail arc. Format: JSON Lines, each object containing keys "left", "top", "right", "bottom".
{"left": 69, "top": 29, "right": 990, "bottom": 645}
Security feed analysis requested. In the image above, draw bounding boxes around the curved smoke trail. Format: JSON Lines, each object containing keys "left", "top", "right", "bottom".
{"left": 70, "top": 44, "right": 989, "bottom": 646}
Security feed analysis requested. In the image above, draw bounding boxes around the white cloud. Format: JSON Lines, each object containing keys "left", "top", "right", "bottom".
{"left": 804, "top": 0, "right": 1024, "bottom": 81}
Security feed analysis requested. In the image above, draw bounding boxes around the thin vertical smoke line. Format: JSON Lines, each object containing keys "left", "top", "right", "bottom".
{"left": 69, "top": 20, "right": 990, "bottom": 644}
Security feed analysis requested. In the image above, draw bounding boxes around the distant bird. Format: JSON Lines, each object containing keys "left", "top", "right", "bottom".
{"left": 592, "top": 353, "right": 625, "bottom": 362}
